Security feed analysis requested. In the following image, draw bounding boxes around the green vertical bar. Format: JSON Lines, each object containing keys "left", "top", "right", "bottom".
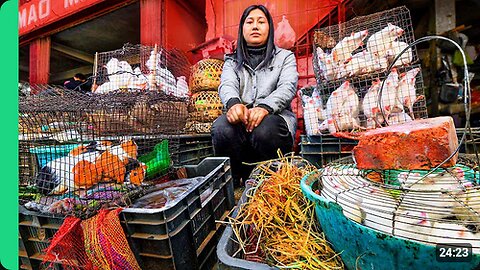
{"left": 0, "top": 0, "right": 19, "bottom": 269}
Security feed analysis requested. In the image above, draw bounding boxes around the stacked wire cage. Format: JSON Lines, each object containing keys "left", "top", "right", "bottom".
{"left": 305, "top": 6, "right": 428, "bottom": 137}
{"left": 298, "top": 6, "right": 480, "bottom": 269}
{"left": 301, "top": 153, "right": 480, "bottom": 269}
{"left": 18, "top": 45, "right": 198, "bottom": 218}
{"left": 187, "top": 58, "right": 225, "bottom": 133}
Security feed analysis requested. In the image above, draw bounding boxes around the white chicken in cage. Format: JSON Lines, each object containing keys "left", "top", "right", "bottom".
{"left": 397, "top": 67, "right": 422, "bottom": 119}
{"left": 336, "top": 50, "right": 390, "bottom": 79}
{"left": 146, "top": 50, "right": 178, "bottom": 96}
{"left": 379, "top": 67, "right": 402, "bottom": 122}
{"left": 320, "top": 81, "right": 361, "bottom": 133}
{"left": 127, "top": 67, "right": 149, "bottom": 90}
{"left": 387, "top": 41, "right": 413, "bottom": 67}
{"left": 303, "top": 96, "right": 323, "bottom": 135}
{"left": 175, "top": 76, "right": 189, "bottom": 98}
{"left": 117, "top": 61, "right": 134, "bottom": 88}
{"left": 96, "top": 58, "right": 135, "bottom": 93}
{"left": 367, "top": 23, "right": 404, "bottom": 56}
{"left": 316, "top": 47, "right": 337, "bottom": 80}
{"left": 387, "top": 112, "right": 413, "bottom": 125}
{"left": 362, "top": 78, "right": 383, "bottom": 129}
{"left": 331, "top": 30, "right": 369, "bottom": 64}
{"left": 393, "top": 209, "right": 433, "bottom": 243}
{"left": 428, "top": 222, "right": 480, "bottom": 253}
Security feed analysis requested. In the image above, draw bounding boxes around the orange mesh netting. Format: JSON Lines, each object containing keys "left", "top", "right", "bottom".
{"left": 43, "top": 216, "right": 93, "bottom": 269}
{"left": 43, "top": 208, "right": 140, "bottom": 270}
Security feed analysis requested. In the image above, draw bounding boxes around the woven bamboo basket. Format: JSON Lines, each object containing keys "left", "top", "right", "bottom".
{"left": 185, "top": 120, "right": 213, "bottom": 133}
{"left": 189, "top": 91, "right": 223, "bottom": 122}
{"left": 189, "top": 59, "right": 224, "bottom": 93}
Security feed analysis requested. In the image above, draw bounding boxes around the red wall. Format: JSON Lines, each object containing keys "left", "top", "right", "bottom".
{"left": 165, "top": 0, "right": 206, "bottom": 52}
{"left": 222, "top": 0, "right": 344, "bottom": 42}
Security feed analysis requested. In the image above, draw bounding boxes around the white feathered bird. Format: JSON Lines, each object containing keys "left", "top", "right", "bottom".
{"left": 127, "top": 67, "right": 148, "bottom": 90}
{"left": 362, "top": 78, "right": 383, "bottom": 128}
{"left": 397, "top": 67, "right": 422, "bottom": 119}
{"left": 321, "top": 81, "right": 360, "bottom": 132}
{"left": 175, "top": 76, "right": 189, "bottom": 98}
{"left": 387, "top": 41, "right": 413, "bottom": 66}
{"left": 105, "top": 58, "right": 121, "bottom": 88}
{"left": 317, "top": 47, "right": 337, "bottom": 80}
{"left": 117, "top": 61, "right": 134, "bottom": 88}
{"left": 332, "top": 30, "right": 369, "bottom": 64}
{"left": 367, "top": 23, "right": 404, "bottom": 56}
{"left": 379, "top": 68, "right": 402, "bottom": 122}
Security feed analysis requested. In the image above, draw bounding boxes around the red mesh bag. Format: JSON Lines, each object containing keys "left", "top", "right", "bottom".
{"left": 43, "top": 216, "right": 93, "bottom": 269}
{"left": 43, "top": 208, "right": 140, "bottom": 270}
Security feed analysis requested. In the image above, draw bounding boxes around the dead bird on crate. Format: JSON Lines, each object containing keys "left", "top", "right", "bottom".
{"left": 35, "top": 140, "right": 147, "bottom": 196}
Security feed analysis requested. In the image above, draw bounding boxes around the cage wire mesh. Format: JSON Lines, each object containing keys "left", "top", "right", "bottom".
{"left": 305, "top": 6, "right": 428, "bottom": 136}
{"left": 308, "top": 154, "right": 480, "bottom": 253}
{"left": 94, "top": 43, "right": 191, "bottom": 98}
{"left": 19, "top": 77, "right": 195, "bottom": 218}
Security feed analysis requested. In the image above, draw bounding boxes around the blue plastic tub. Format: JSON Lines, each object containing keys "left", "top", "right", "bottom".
{"left": 29, "top": 144, "right": 81, "bottom": 168}
{"left": 300, "top": 170, "right": 480, "bottom": 270}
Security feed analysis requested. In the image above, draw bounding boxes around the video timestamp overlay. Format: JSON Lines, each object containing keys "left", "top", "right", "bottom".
{"left": 436, "top": 243, "right": 473, "bottom": 262}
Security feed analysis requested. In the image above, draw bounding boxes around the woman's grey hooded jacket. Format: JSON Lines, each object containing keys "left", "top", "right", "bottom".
{"left": 218, "top": 46, "right": 298, "bottom": 138}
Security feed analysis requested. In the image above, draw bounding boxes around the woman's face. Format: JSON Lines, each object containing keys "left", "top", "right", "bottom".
{"left": 242, "top": 9, "right": 269, "bottom": 46}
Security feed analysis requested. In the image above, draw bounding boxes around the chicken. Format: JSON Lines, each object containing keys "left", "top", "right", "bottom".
{"left": 428, "top": 222, "right": 480, "bottom": 253}
{"left": 117, "top": 61, "right": 134, "bottom": 88}
{"left": 394, "top": 209, "right": 433, "bottom": 242}
{"left": 387, "top": 112, "right": 412, "bottom": 125}
{"left": 323, "top": 81, "right": 361, "bottom": 132}
{"left": 303, "top": 97, "right": 322, "bottom": 135}
{"left": 146, "top": 50, "right": 162, "bottom": 72}
{"left": 105, "top": 58, "right": 121, "bottom": 88}
{"left": 316, "top": 47, "right": 337, "bottom": 80}
{"left": 336, "top": 50, "right": 370, "bottom": 78}
{"left": 35, "top": 140, "right": 144, "bottom": 195}
{"left": 127, "top": 67, "right": 148, "bottom": 90}
{"left": 362, "top": 78, "right": 383, "bottom": 128}
{"left": 386, "top": 41, "right": 413, "bottom": 67}
{"left": 367, "top": 23, "right": 404, "bottom": 56}
{"left": 175, "top": 76, "right": 189, "bottom": 98}
{"left": 379, "top": 68, "right": 402, "bottom": 122}
{"left": 155, "top": 67, "right": 177, "bottom": 95}
{"left": 337, "top": 51, "right": 390, "bottom": 79}
{"left": 331, "top": 30, "right": 369, "bottom": 64}
{"left": 397, "top": 67, "right": 422, "bottom": 119}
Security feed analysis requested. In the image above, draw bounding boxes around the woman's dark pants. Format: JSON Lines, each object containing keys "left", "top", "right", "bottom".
{"left": 211, "top": 114, "right": 293, "bottom": 186}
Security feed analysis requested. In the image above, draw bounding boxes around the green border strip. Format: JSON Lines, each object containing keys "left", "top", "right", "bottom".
{"left": 0, "top": 0, "right": 19, "bottom": 269}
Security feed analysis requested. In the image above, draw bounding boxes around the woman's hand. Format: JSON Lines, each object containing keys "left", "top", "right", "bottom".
{"left": 246, "top": 107, "right": 269, "bottom": 132}
{"left": 227, "top": 104, "right": 249, "bottom": 125}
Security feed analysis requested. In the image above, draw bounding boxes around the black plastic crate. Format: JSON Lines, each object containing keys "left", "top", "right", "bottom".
{"left": 19, "top": 157, "right": 234, "bottom": 270}
{"left": 169, "top": 134, "right": 214, "bottom": 165}
{"left": 300, "top": 135, "right": 357, "bottom": 167}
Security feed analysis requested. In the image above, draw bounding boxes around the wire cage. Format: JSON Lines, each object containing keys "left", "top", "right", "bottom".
{"left": 18, "top": 85, "right": 196, "bottom": 218}
{"left": 308, "top": 154, "right": 480, "bottom": 253}
{"left": 307, "top": 6, "right": 428, "bottom": 135}
{"left": 94, "top": 43, "right": 191, "bottom": 98}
